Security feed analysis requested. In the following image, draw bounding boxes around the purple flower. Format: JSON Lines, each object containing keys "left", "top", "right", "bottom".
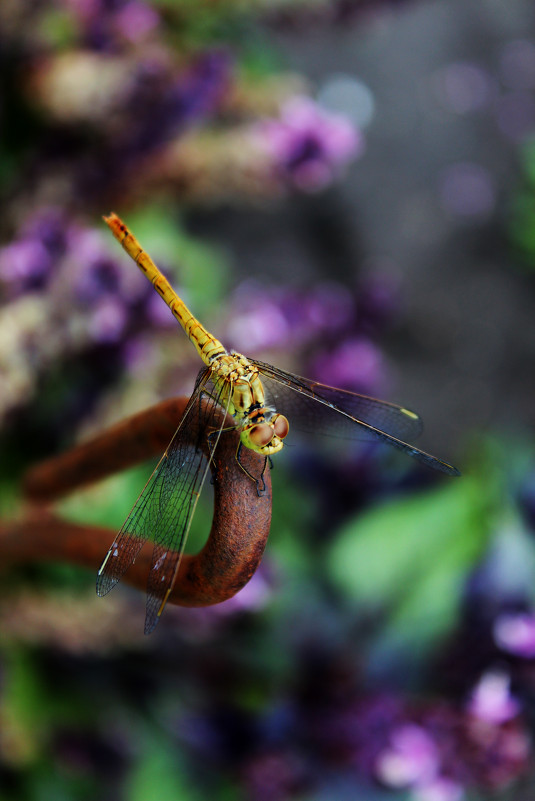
{"left": 301, "top": 282, "right": 355, "bottom": 333}
{"left": 355, "top": 272, "right": 401, "bottom": 332}
{"left": 412, "top": 777, "right": 465, "bottom": 801}
{"left": 20, "top": 208, "right": 68, "bottom": 260}
{"left": 226, "top": 278, "right": 367, "bottom": 358}
{"left": 70, "top": 0, "right": 160, "bottom": 51}
{"left": 256, "top": 96, "right": 362, "bottom": 191}
{"left": 493, "top": 611, "right": 535, "bottom": 658}
{"left": 226, "top": 296, "right": 291, "bottom": 351}
{"left": 88, "top": 296, "right": 128, "bottom": 343}
{"left": 466, "top": 671, "right": 521, "bottom": 724}
{"left": 226, "top": 281, "right": 351, "bottom": 353}
{"left": 0, "top": 208, "right": 68, "bottom": 297}
{"left": 74, "top": 255, "right": 123, "bottom": 305}
{"left": 375, "top": 724, "right": 439, "bottom": 788}
{"left": 121, "top": 51, "right": 231, "bottom": 158}
{"left": 69, "top": 227, "right": 148, "bottom": 309}
{"left": 113, "top": 0, "right": 160, "bottom": 43}
{"left": 176, "top": 50, "right": 232, "bottom": 124}
{"left": 438, "top": 162, "right": 496, "bottom": 219}
{"left": 432, "top": 61, "right": 495, "bottom": 114}
{"left": 311, "top": 336, "right": 387, "bottom": 394}
{"left": 0, "top": 240, "right": 52, "bottom": 293}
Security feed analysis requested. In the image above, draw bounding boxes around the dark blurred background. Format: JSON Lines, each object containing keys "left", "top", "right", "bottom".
{"left": 2, "top": 1, "right": 535, "bottom": 800}
{"left": 198, "top": 0, "right": 535, "bottom": 456}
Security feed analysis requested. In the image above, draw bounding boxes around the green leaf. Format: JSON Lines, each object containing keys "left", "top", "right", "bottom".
{"left": 0, "top": 646, "right": 48, "bottom": 763}
{"left": 126, "top": 738, "right": 201, "bottom": 801}
{"left": 58, "top": 463, "right": 156, "bottom": 531}
{"left": 328, "top": 475, "right": 493, "bottom": 653}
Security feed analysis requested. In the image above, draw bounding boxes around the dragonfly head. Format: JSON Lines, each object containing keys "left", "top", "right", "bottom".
{"left": 241, "top": 412, "right": 289, "bottom": 455}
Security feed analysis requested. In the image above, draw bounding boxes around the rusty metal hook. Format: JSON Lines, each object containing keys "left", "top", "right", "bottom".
{"left": 0, "top": 397, "right": 272, "bottom": 607}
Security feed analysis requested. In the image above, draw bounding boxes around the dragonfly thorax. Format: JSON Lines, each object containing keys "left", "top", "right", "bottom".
{"left": 210, "top": 352, "right": 289, "bottom": 456}
{"left": 210, "top": 351, "right": 248, "bottom": 378}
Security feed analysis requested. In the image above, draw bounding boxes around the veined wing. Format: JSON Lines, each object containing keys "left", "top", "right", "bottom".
{"left": 96, "top": 367, "right": 232, "bottom": 633}
{"left": 253, "top": 360, "right": 459, "bottom": 476}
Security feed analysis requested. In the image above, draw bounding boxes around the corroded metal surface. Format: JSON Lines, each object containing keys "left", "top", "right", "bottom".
{"left": 2, "top": 397, "right": 272, "bottom": 607}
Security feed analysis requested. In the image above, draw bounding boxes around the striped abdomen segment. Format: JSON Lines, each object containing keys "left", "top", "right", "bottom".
{"left": 104, "top": 213, "right": 226, "bottom": 365}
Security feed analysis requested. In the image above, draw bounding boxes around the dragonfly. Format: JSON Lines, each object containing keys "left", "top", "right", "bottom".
{"left": 97, "top": 212, "right": 460, "bottom": 633}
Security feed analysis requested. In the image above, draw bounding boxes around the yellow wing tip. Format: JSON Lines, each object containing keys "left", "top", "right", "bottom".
{"left": 400, "top": 407, "right": 420, "bottom": 421}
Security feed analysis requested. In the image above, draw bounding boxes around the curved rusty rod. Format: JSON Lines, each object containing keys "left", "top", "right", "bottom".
{"left": 0, "top": 397, "right": 272, "bottom": 607}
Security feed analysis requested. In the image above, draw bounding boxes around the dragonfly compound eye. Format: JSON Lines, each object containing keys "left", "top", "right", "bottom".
{"left": 248, "top": 423, "right": 275, "bottom": 449}
{"left": 272, "top": 414, "right": 289, "bottom": 440}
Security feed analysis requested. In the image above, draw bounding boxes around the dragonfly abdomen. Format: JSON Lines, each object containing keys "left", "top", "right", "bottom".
{"left": 104, "top": 212, "right": 226, "bottom": 365}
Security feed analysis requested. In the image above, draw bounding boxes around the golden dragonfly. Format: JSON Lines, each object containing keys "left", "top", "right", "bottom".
{"left": 97, "top": 213, "right": 459, "bottom": 633}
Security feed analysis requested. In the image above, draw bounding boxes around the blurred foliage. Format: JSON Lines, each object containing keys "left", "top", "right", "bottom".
{"left": 510, "top": 140, "right": 535, "bottom": 266}
{"left": 329, "top": 476, "right": 491, "bottom": 655}
{"left": 1, "top": 1, "right": 535, "bottom": 800}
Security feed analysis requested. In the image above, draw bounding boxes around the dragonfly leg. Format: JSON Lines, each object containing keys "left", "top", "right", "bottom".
{"left": 235, "top": 442, "right": 268, "bottom": 496}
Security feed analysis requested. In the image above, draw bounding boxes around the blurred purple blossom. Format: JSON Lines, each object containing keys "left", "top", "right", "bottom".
{"left": 438, "top": 162, "right": 496, "bottom": 220}
{"left": 226, "top": 280, "right": 356, "bottom": 352}
{"left": 114, "top": 0, "right": 160, "bottom": 43}
{"left": 179, "top": 674, "right": 531, "bottom": 801}
{"left": 225, "top": 274, "right": 396, "bottom": 402}
{"left": 21, "top": 208, "right": 69, "bottom": 258}
{"left": 375, "top": 723, "right": 439, "bottom": 788}
{"left": 375, "top": 725, "right": 464, "bottom": 801}
{"left": 119, "top": 50, "right": 232, "bottom": 161}
{"left": 65, "top": 0, "right": 161, "bottom": 50}
{"left": 17, "top": 46, "right": 233, "bottom": 208}
{"left": 122, "top": 336, "right": 154, "bottom": 372}
{"left": 88, "top": 296, "right": 128, "bottom": 343}
{"left": 305, "top": 282, "right": 355, "bottom": 331}
{"left": 256, "top": 96, "right": 362, "bottom": 191}
{"left": 494, "top": 611, "right": 535, "bottom": 658}
{"left": 217, "top": 563, "right": 275, "bottom": 614}
{"left": 0, "top": 208, "right": 187, "bottom": 432}
{"left": 0, "top": 208, "right": 67, "bottom": 297}
{"left": 74, "top": 253, "right": 123, "bottom": 304}
{"left": 412, "top": 777, "right": 465, "bottom": 801}
{"left": 226, "top": 294, "right": 291, "bottom": 351}
{"left": 432, "top": 62, "right": 495, "bottom": 114}
{"left": 430, "top": 44, "right": 535, "bottom": 147}
{"left": 0, "top": 208, "right": 166, "bottom": 332}
{"left": 466, "top": 670, "right": 520, "bottom": 724}
{"left": 0, "top": 239, "right": 52, "bottom": 294}
{"left": 226, "top": 274, "right": 396, "bottom": 356}
{"left": 311, "top": 336, "right": 387, "bottom": 394}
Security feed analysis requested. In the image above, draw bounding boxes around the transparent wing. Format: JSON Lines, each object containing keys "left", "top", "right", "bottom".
{"left": 96, "top": 367, "right": 232, "bottom": 633}
{"left": 253, "top": 360, "right": 459, "bottom": 476}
